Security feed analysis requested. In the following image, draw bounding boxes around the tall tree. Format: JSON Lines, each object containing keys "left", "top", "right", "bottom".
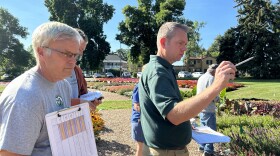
{"left": 183, "top": 21, "right": 205, "bottom": 65}
{"left": 0, "top": 8, "right": 33, "bottom": 76}
{"left": 207, "top": 35, "right": 222, "bottom": 57}
{"left": 236, "top": 0, "right": 280, "bottom": 78}
{"left": 116, "top": 0, "right": 194, "bottom": 64}
{"left": 45, "top": 0, "right": 114, "bottom": 71}
{"left": 218, "top": 0, "right": 280, "bottom": 78}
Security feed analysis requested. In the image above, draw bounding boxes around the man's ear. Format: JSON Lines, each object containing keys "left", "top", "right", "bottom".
{"left": 37, "top": 47, "right": 44, "bottom": 57}
{"left": 160, "top": 37, "right": 167, "bottom": 48}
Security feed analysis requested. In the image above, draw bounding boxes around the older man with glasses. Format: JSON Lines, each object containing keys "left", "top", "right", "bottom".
{"left": 0, "top": 21, "right": 82, "bottom": 156}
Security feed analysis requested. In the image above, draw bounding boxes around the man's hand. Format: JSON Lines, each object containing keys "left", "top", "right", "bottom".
{"left": 213, "top": 61, "right": 237, "bottom": 90}
{"left": 133, "top": 103, "right": 140, "bottom": 112}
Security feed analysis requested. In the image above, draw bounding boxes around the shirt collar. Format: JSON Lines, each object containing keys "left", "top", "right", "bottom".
{"left": 150, "top": 55, "right": 173, "bottom": 70}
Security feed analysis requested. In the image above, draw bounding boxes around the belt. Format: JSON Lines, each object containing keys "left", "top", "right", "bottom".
{"left": 168, "top": 146, "right": 186, "bottom": 150}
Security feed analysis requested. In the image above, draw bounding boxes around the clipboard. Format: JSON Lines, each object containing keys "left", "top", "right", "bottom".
{"left": 192, "top": 126, "right": 231, "bottom": 144}
{"left": 45, "top": 103, "right": 98, "bottom": 156}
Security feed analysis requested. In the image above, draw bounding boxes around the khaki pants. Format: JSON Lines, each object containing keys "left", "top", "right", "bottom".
{"left": 143, "top": 144, "right": 189, "bottom": 156}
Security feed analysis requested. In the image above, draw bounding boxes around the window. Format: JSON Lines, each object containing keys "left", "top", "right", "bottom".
{"left": 206, "top": 60, "right": 213, "bottom": 65}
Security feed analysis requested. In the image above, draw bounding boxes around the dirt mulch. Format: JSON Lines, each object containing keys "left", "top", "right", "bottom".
{"left": 96, "top": 109, "right": 203, "bottom": 156}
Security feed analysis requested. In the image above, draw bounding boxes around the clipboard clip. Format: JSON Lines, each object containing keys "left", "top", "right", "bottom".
{"left": 57, "top": 106, "right": 81, "bottom": 117}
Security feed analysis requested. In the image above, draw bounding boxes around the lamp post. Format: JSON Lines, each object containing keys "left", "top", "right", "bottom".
{"left": 119, "top": 42, "right": 122, "bottom": 77}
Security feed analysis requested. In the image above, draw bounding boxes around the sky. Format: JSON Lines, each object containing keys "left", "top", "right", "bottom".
{"left": 0, "top": 0, "right": 239, "bottom": 65}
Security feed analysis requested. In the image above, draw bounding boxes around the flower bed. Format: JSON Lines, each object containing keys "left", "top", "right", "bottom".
{"left": 102, "top": 85, "right": 134, "bottom": 93}
{"left": 94, "top": 78, "right": 139, "bottom": 83}
{"left": 93, "top": 78, "right": 244, "bottom": 92}
{"left": 91, "top": 110, "right": 105, "bottom": 138}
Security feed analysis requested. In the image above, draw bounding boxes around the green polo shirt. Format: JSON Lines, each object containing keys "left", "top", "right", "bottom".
{"left": 139, "top": 55, "right": 192, "bottom": 149}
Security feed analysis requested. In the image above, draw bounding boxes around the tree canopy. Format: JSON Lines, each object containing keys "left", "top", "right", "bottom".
{"left": 0, "top": 8, "right": 34, "bottom": 76}
{"left": 116, "top": 0, "right": 194, "bottom": 65}
{"left": 217, "top": 0, "right": 280, "bottom": 78}
{"left": 45, "top": 0, "right": 115, "bottom": 71}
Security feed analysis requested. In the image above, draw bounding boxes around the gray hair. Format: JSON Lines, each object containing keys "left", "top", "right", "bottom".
{"left": 207, "top": 64, "right": 218, "bottom": 73}
{"left": 157, "top": 22, "right": 189, "bottom": 46}
{"left": 32, "top": 21, "right": 82, "bottom": 62}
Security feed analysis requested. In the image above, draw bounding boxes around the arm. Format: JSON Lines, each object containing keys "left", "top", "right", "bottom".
{"left": 0, "top": 150, "right": 23, "bottom": 156}
{"left": 167, "top": 61, "right": 236, "bottom": 125}
{"left": 74, "top": 66, "right": 88, "bottom": 96}
{"left": 133, "top": 102, "right": 141, "bottom": 112}
{"left": 71, "top": 99, "right": 97, "bottom": 111}
{"left": 132, "top": 84, "right": 140, "bottom": 112}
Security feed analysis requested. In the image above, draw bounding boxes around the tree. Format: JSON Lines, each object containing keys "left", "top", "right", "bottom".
{"left": 0, "top": 8, "right": 34, "bottom": 76}
{"left": 116, "top": 0, "right": 194, "bottom": 65}
{"left": 217, "top": 0, "right": 280, "bottom": 78}
{"left": 217, "top": 28, "right": 239, "bottom": 63}
{"left": 235, "top": 0, "right": 280, "bottom": 78}
{"left": 183, "top": 21, "right": 205, "bottom": 65}
{"left": 45, "top": 0, "right": 115, "bottom": 71}
{"left": 207, "top": 35, "right": 222, "bottom": 57}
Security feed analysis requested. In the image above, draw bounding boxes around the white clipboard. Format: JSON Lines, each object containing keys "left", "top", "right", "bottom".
{"left": 45, "top": 103, "right": 98, "bottom": 156}
{"left": 192, "top": 126, "right": 231, "bottom": 144}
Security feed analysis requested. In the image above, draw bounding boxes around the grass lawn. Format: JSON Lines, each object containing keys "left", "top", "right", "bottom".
{"left": 0, "top": 85, "right": 5, "bottom": 93}
{"left": 227, "top": 79, "right": 280, "bottom": 100}
{"left": 98, "top": 100, "right": 131, "bottom": 110}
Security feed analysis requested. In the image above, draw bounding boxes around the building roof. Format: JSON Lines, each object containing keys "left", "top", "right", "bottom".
{"left": 189, "top": 56, "right": 216, "bottom": 60}
{"left": 103, "top": 54, "right": 127, "bottom": 63}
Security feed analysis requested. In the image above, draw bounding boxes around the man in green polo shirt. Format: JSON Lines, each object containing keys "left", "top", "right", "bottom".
{"left": 138, "top": 22, "right": 236, "bottom": 156}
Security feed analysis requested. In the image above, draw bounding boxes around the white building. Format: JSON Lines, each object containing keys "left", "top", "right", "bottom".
{"left": 102, "top": 54, "right": 127, "bottom": 72}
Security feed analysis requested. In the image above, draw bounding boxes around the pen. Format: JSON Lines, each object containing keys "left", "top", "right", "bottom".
{"left": 235, "top": 57, "right": 254, "bottom": 67}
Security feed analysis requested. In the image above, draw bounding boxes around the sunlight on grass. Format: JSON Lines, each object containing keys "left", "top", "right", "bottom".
{"left": 227, "top": 79, "right": 280, "bottom": 100}
{"left": 0, "top": 86, "right": 5, "bottom": 93}
{"left": 98, "top": 100, "right": 131, "bottom": 110}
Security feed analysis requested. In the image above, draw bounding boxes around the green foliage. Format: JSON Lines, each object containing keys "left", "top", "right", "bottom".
{"left": 117, "top": 0, "right": 195, "bottom": 64}
{"left": 217, "top": 115, "right": 280, "bottom": 155}
{"left": 45, "top": 0, "right": 114, "bottom": 71}
{"left": 116, "top": 89, "right": 132, "bottom": 95}
{"left": 181, "top": 86, "right": 196, "bottom": 99}
{"left": 0, "top": 85, "right": 5, "bottom": 93}
{"left": 217, "top": 88, "right": 227, "bottom": 116}
{"left": 0, "top": 8, "right": 34, "bottom": 75}
{"left": 207, "top": 35, "right": 222, "bottom": 57}
{"left": 87, "top": 82, "right": 108, "bottom": 90}
{"left": 217, "top": 115, "right": 280, "bottom": 129}
{"left": 218, "top": 0, "right": 280, "bottom": 78}
{"left": 184, "top": 21, "right": 206, "bottom": 64}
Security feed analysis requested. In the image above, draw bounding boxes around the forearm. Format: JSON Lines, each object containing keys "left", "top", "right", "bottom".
{"left": 167, "top": 83, "right": 221, "bottom": 125}
{"left": 71, "top": 98, "right": 81, "bottom": 106}
{"left": 0, "top": 150, "right": 22, "bottom": 156}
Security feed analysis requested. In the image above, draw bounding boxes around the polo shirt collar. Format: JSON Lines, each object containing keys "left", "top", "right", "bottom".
{"left": 150, "top": 55, "right": 173, "bottom": 70}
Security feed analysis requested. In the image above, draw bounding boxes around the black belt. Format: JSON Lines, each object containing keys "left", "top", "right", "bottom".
{"left": 168, "top": 146, "right": 186, "bottom": 150}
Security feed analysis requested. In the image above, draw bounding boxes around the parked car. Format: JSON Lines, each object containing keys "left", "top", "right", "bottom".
{"left": 83, "top": 73, "right": 91, "bottom": 78}
{"left": 105, "top": 72, "right": 114, "bottom": 78}
{"left": 178, "top": 71, "right": 192, "bottom": 78}
{"left": 92, "top": 73, "right": 102, "bottom": 78}
{"left": 137, "top": 72, "right": 142, "bottom": 78}
{"left": 121, "top": 72, "right": 131, "bottom": 78}
{"left": 192, "top": 72, "right": 204, "bottom": 78}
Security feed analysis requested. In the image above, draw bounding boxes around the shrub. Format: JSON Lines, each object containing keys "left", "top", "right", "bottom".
{"left": 217, "top": 115, "right": 280, "bottom": 155}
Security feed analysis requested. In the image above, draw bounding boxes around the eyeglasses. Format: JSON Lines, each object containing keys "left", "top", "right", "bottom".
{"left": 42, "top": 47, "right": 82, "bottom": 61}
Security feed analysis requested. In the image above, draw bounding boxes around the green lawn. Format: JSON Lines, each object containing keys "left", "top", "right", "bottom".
{"left": 98, "top": 100, "right": 131, "bottom": 110}
{"left": 227, "top": 79, "right": 280, "bottom": 100}
{"left": 0, "top": 85, "right": 5, "bottom": 93}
